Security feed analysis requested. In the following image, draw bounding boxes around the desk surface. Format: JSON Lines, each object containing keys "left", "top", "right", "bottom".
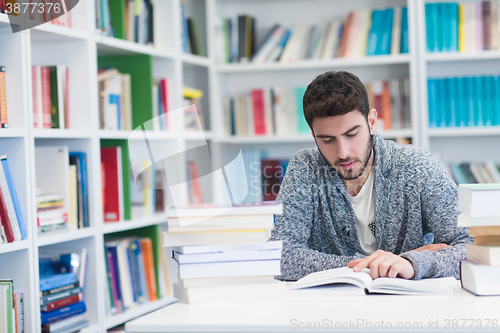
{"left": 125, "top": 286, "right": 500, "bottom": 333}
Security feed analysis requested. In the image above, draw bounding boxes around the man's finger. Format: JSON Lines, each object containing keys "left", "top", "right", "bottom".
{"left": 368, "top": 253, "right": 394, "bottom": 279}
{"left": 388, "top": 263, "right": 402, "bottom": 278}
{"left": 378, "top": 257, "right": 400, "bottom": 278}
{"left": 353, "top": 250, "right": 385, "bottom": 272}
{"left": 347, "top": 259, "right": 362, "bottom": 268}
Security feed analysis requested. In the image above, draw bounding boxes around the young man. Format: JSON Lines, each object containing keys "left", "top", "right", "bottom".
{"left": 271, "top": 71, "right": 470, "bottom": 281}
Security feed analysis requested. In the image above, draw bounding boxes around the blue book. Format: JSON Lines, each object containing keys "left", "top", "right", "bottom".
{"left": 456, "top": 77, "right": 467, "bottom": 127}
{"left": 483, "top": 76, "right": 495, "bottom": 126}
{"left": 109, "top": 94, "right": 121, "bottom": 130}
{"left": 130, "top": 238, "right": 145, "bottom": 303}
{"left": 0, "top": 156, "right": 27, "bottom": 240}
{"left": 427, "top": 79, "right": 438, "bottom": 128}
{"left": 429, "top": 4, "right": 440, "bottom": 52}
{"left": 366, "top": 10, "right": 381, "bottom": 56}
{"left": 379, "top": 8, "right": 394, "bottom": 55}
{"left": 41, "top": 301, "right": 86, "bottom": 325}
{"left": 493, "top": 76, "right": 500, "bottom": 126}
{"left": 106, "top": 245, "right": 124, "bottom": 309}
{"left": 447, "top": 78, "right": 458, "bottom": 127}
{"left": 401, "top": 7, "right": 409, "bottom": 53}
{"left": 69, "top": 152, "right": 89, "bottom": 229}
{"left": 39, "top": 273, "right": 77, "bottom": 292}
{"left": 181, "top": 2, "right": 189, "bottom": 53}
{"left": 126, "top": 241, "right": 138, "bottom": 303}
{"left": 437, "top": 78, "right": 447, "bottom": 127}
{"left": 438, "top": 3, "right": 448, "bottom": 51}
{"left": 295, "top": 87, "right": 309, "bottom": 134}
{"left": 425, "top": 4, "right": 433, "bottom": 52}
{"left": 473, "top": 76, "right": 484, "bottom": 126}
{"left": 464, "top": 77, "right": 474, "bottom": 126}
{"left": 449, "top": 3, "right": 459, "bottom": 52}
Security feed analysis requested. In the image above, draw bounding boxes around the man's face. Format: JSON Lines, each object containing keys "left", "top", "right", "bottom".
{"left": 311, "top": 110, "right": 375, "bottom": 180}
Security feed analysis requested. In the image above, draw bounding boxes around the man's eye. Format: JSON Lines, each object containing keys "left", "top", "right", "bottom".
{"left": 322, "top": 139, "right": 333, "bottom": 144}
{"left": 347, "top": 132, "right": 357, "bottom": 137}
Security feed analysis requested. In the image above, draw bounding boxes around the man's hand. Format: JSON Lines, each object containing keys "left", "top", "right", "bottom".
{"left": 408, "top": 243, "right": 450, "bottom": 252}
{"left": 347, "top": 250, "right": 415, "bottom": 280}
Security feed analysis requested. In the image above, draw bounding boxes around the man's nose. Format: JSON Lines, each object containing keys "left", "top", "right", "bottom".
{"left": 337, "top": 139, "right": 350, "bottom": 160}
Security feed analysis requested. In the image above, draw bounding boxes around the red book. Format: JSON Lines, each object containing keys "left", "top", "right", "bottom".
{"left": 101, "top": 147, "right": 123, "bottom": 222}
{"left": 261, "top": 159, "right": 281, "bottom": 201}
{"left": 187, "top": 162, "right": 202, "bottom": 205}
{"left": 0, "top": 0, "right": 5, "bottom": 13}
{"left": 32, "top": 66, "right": 38, "bottom": 128}
{"left": 381, "top": 80, "right": 393, "bottom": 130}
{"left": 0, "top": 182, "right": 14, "bottom": 242}
{"left": 338, "top": 12, "right": 354, "bottom": 57}
{"left": 251, "top": 89, "right": 266, "bottom": 135}
{"left": 160, "top": 78, "right": 169, "bottom": 130}
{"left": 0, "top": 66, "right": 8, "bottom": 128}
{"left": 41, "top": 66, "right": 52, "bottom": 128}
{"left": 40, "top": 293, "right": 82, "bottom": 312}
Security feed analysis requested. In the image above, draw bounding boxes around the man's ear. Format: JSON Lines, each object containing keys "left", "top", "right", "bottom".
{"left": 368, "top": 109, "right": 377, "bottom": 135}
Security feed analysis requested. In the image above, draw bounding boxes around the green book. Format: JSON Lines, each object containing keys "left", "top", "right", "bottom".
{"left": 101, "top": 139, "right": 131, "bottom": 221}
{"left": 107, "top": 0, "right": 126, "bottom": 39}
{"left": 295, "top": 86, "right": 310, "bottom": 134}
{"left": 49, "top": 66, "right": 59, "bottom": 129}
{"left": 0, "top": 280, "right": 14, "bottom": 333}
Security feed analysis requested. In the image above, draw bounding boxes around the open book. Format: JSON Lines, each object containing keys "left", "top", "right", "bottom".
{"left": 287, "top": 267, "right": 458, "bottom": 295}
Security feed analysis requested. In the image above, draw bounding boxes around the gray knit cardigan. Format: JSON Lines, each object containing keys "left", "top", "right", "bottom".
{"left": 271, "top": 132, "right": 471, "bottom": 281}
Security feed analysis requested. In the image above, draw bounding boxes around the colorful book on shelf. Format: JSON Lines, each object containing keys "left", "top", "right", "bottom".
{"left": 39, "top": 273, "right": 77, "bottom": 293}
{"left": 101, "top": 146, "right": 125, "bottom": 222}
{"left": 0, "top": 155, "right": 26, "bottom": 241}
{"left": 40, "top": 301, "right": 86, "bottom": 325}
{"left": 0, "top": 280, "right": 14, "bottom": 333}
{"left": 69, "top": 152, "right": 89, "bottom": 229}
{"left": 0, "top": 66, "right": 8, "bottom": 128}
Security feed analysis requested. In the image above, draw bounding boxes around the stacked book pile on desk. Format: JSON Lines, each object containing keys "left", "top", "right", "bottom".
{"left": 164, "top": 201, "right": 286, "bottom": 304}
{"left": 458, "top": 184, "right": 500, "bottom": 296}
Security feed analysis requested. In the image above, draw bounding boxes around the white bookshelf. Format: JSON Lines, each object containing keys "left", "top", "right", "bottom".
{"left": 0, "top": 0, "right": 497, "bottom": 332}
{"left": 416, "top": 0, "right": 500, "bottom": 167}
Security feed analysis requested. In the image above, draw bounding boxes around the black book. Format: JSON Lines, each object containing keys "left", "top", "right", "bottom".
{"left": 39, "top": 281, "right": 80, "bottom": 297}
{"left": 459, "top": 163, "right": 478, "bottom": 184}
{"left": 238, "top": 15, "right": 246, "bottom": 61}
{"left": 187, "top": 17, "right": 198, "bottom": 55}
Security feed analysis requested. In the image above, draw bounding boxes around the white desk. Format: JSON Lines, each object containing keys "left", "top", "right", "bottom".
{"left": 125, "top": 286, "right": 500, "bottom": 332}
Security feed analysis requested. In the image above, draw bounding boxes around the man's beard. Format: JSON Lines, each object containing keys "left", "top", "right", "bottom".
{"left": 317, "top": 133, "right": 374, "bottom": 181}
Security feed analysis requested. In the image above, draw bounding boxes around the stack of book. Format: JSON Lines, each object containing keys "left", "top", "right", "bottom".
{"left": 32, "top": 65, "right": 69, "bottom": 129}
{"left": 0, "top": 280, "right": 24, "bottom": 333}
{"left": 104, "top": 233, "right": 171, "bottom": 316}
{"left": 218, "top": 7, "right": 408, "bottom": 64}
{"left": 458, "top": 184, "right": 500, "bottom": 295}
{"left": 0, "top": 66, "right": 8, "bottom": 129}
{"left": 428, "top": 76, "right": 500, "bottom": 128}
{"left": 425, "top": 1, "right": 500, "bottom": 53}
{"left": 0, "top": 155, "right": 27, "bottom": 244}
{"left": 39, "top": 248, "right": 88, "bottom": 333}
{"left": 183, "top": 87, "right": 205, "bottom": 132}
{"left": 165, "top": 201, "right": 286, "bottom": 304}
{"left": 98, "top": 68, "right": 132, "bottom": 131}
{"left": 36, "top": 194, "right": 68, "bottom": 234}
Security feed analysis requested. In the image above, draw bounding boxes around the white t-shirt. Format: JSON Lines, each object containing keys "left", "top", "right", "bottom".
{"left": 348, "top": 168, "right": 377, "bottom": 255}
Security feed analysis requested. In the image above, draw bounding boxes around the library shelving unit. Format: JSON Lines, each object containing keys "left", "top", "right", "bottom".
{"left": 416, "top": 0, "right": 500, "bottom": 166}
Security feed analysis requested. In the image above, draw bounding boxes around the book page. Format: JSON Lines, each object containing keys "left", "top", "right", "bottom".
{"left": 287, "top": 267, "right": 373, "bottom": 290}
{"left": 367, "top": 276, "right": 458, "bottom": 295}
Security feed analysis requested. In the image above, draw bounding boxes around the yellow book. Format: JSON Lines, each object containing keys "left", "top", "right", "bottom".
{"left": 183, "top": 87, "right": 203, "bottom": 100}
{"left": 68, "top": 165, "right": 78, "bottom": 230}
{"left": 458, "top": 4, "right": 465, "bottom": 52}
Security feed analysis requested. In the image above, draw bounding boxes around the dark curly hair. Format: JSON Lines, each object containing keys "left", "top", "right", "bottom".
{"left": 303, "top": 71, "right": 369, "bottom": 128}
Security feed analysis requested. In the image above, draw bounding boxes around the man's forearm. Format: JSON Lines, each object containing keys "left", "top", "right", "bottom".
{"left": 275, "top": 246, "right": 365, "bottom": 281}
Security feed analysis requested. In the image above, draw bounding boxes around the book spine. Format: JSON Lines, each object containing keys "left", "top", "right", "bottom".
{"left": 40, "top": 293, "right": 81, "bottom": 312}
{"left": 40, "top": 301, "right": 86, "bottom": 325}
{"left": 39, "top": 281, "right": 79, "bottom": 297}
{"left": 39, "top": 274, "right": 77, "bottom": 293}
{"left": 0, "top": 66, "right": 7, "bottom": 128}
